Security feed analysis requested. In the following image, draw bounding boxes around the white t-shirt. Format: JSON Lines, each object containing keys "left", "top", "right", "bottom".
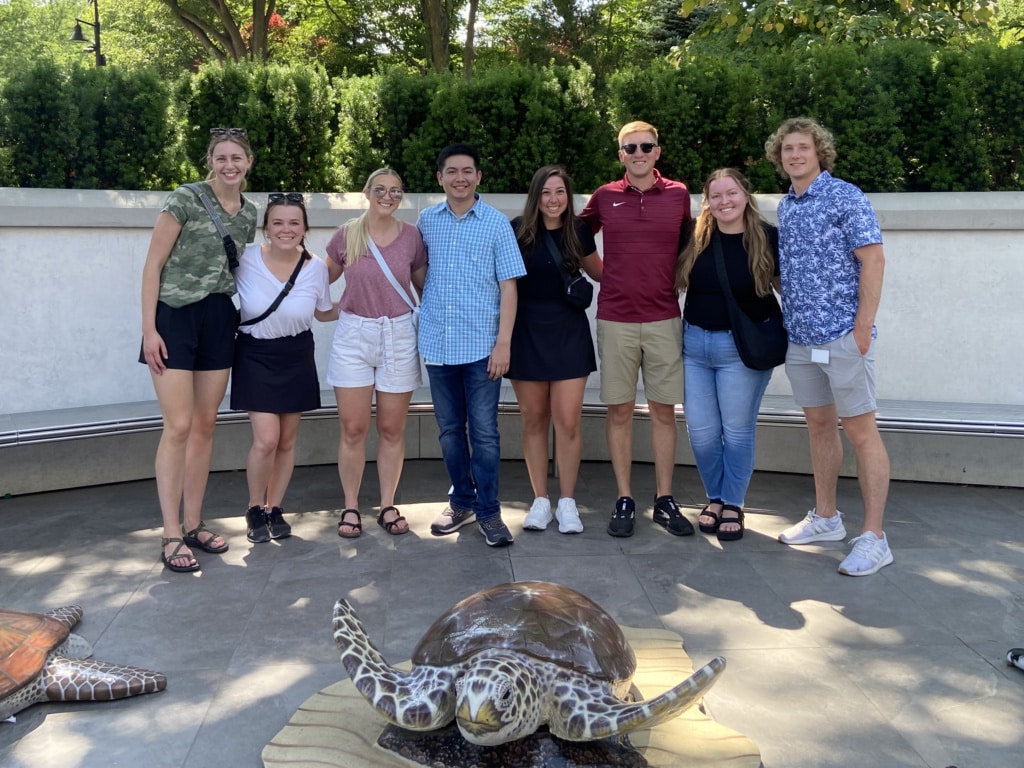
{"left": 236, "top": 243, "right": 332, "bottom": 340}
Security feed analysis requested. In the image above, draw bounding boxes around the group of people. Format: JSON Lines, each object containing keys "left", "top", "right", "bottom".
{"left": 140, "top": 115, "right": 893, "bottom": 578}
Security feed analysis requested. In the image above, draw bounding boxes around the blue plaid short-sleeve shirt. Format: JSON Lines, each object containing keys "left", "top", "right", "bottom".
{"left": 416, "top": 195, "right": 526, "bottom": 365}
{"left": 777, "top": 171, "right": 883, "bottom": 347}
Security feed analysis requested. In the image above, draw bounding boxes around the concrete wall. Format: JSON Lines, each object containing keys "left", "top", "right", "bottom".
{"left": 1, "top": 187, "right": 1022, "bottom": 416}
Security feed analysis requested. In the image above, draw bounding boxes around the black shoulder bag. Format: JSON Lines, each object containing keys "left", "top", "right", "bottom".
{"left": 542, "top": 230, "right": 593, "bottom": 311}
{"left": 239, "top": 250, "right": 309, "bottom": 328}
{"left": 711, "top": 231, "right": 788, "bottom": 370}
{"left": 185, "top": 183, "right": 243, "bottom": 271}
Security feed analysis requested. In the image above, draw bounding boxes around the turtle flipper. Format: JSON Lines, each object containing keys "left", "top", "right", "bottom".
{"left": 42, "top": 657, "right": 166, "bottom": 702}
{"left": 333, "top": 599, "right": 456, "bottom": 731}
{"left": 550, "top": 655, "right": 726, "bottom": 741}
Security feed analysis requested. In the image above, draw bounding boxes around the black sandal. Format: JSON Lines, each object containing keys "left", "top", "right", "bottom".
{"left": 182, "top": 521, "right": 229, "bottom": 554}
{"left": 716, "top": 505, "right": 745, "bottom": 542}
{"left": 338, "top": 509, "right": 362, "bottom": 539}
{"left": 698, "top": 499, "right": 724, "bottom": 534}
{"left": 377, "top": 505, "right": 409, "bottom": 535}
{"left": 161, "top": 537, "right": 200, "bottom": 573}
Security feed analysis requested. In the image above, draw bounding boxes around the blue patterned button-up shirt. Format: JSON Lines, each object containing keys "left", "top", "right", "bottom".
{"left": 777, "top": 171, "right": 883, "bottom": 347}
{"left": 417, "top": 195, "right": 526, "bottom": 365}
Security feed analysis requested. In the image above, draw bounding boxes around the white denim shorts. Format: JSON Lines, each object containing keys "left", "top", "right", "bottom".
{"left": 327, "top": 311, "right": 421, "bottom": 393}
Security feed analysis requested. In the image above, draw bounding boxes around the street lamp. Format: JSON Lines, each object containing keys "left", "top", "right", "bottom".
{"left": 69, "top": 0, "right": 106, "bottom": 67}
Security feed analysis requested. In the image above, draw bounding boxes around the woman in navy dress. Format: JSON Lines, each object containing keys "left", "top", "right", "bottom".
{"left": 507, "top": 165, "right": 603, "bottom": 534}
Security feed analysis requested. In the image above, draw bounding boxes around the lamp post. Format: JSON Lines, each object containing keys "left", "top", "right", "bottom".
{"left": 69, "top": 0, "right": 105, "bottom": 67}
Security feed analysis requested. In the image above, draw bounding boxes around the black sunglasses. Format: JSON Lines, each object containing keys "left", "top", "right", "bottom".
{"left": 620, "top": 142, "right": 658, "bottom": 155}
{"left": 268, "top": 192, "right": 304, "bottom": 205}
{"left": 210, "top": 127, "right": 248, "bottom": 138}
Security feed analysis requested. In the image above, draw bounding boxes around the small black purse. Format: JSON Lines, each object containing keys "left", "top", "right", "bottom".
{"left": 543, "top": 231, "right": 593, "bottom": 311}
{"left": 711, "top": 232, "right": 788, "bottom": 371}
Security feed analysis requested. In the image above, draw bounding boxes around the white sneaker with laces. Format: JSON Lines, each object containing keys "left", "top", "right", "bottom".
{"left": 555, "top": 497, "right": 583, "bottom": 534}
{"left": 778, "top": 509, "right": 846, "bottom": 545}
{"left": 838, "top": 531, "right": 893, "bottom": 576}
{"left": 523, "top": 497, "right": 553, "bottom": 530}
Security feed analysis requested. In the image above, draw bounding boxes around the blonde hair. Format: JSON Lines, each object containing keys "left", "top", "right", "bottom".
{"left": 205, "top": 132, "right": 253, "bottom": 193}
{"left": 764, "top": 117, "right": 836, "bottom": 177}
{"left": 344, "top": 168, "right": 403, "bottom": 267}
{"left": 675, "top": 168, "right": 775, "bottom": 298}
{"left": 617, "top": 121, "right": 658, "bottom": 145}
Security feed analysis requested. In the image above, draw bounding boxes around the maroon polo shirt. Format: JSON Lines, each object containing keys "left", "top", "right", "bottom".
{"left": 580, "top": 170, "right": 691, "bottom": 323}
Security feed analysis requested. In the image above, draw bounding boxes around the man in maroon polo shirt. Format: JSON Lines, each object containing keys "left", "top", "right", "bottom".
{"left": 580, "top": 120, "right": 693, "bottom": 539}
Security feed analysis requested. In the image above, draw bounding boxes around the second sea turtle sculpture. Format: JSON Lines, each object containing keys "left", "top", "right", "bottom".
{"left": 0, "top": 604, "right": 166, "bottom": 720}
{"left": 332, "top": 580, "right": 725, "bottom": 747}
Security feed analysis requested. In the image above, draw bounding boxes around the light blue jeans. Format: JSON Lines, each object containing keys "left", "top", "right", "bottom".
{"left": 683, "top": 322, "right": 772, "bottom": 508}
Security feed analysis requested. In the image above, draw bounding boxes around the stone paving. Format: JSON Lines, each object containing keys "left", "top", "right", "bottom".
{"left": 1, "top": 459, "right": 1023, "bottom": 768}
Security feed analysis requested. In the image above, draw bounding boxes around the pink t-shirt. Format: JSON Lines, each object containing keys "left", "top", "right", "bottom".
{"left": 326, "top": 222, "right": 427, "bottom": 318}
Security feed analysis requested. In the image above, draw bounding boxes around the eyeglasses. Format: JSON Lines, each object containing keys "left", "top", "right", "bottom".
{"left": 371, "top": 186, "right": 404, "bottom": 200}
{"left": 620, "top": 142, "right": 658, "bottom": 155}
{"left": 210, "top": 127, "right": 248, "bottom": 138}
{"left": 268, "top": 192, "right": 304, "bottom": 205}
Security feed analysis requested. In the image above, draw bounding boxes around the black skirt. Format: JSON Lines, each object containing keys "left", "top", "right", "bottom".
{"left": 231, "top": 330, "right": 321, "bottom": 414}
{"left": 507, "top": 298, "right": 597, "bottom": 381}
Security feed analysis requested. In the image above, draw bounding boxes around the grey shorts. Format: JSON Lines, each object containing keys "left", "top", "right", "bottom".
{"left": 785, "top": 331, "right": 877, "bottom": 417}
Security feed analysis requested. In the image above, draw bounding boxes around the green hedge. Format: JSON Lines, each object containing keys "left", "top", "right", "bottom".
{"left": 1, "top": 42, "right": 1022, "bottom": 193}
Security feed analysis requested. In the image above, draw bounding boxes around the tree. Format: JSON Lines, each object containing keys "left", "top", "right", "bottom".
{"left": 156, "top": 0, "right": 279, "bottom": 61}
{"left": 680, "top": 0, "right": 997, "bottom": 50}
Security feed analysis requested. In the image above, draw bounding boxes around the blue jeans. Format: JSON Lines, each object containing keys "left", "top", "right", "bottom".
{"left": 426, "top": 359, "right": 502, "bottom": 520}
{"left": 683, "top": 322, "right": 772, "bottom": 507}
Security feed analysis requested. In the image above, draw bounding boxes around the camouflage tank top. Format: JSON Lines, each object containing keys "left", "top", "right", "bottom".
{"left": 158, "top": 182, "right": 258, "bottom": 308}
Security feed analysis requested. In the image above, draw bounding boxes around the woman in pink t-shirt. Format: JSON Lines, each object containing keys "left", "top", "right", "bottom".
{"left": 325, "top": 169, "right": 427, "bottom": 539}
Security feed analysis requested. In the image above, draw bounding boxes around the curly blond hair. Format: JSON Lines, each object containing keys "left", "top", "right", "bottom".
{"left": 764, "top": 117, "right": 836, "bottom": 177}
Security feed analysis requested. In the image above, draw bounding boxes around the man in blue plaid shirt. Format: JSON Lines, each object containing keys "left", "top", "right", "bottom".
{"left": 417, "top": 144, "right": 527, "bottom": 547}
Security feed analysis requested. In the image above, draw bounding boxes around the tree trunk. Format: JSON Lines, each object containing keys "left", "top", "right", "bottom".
{"left": 463, "top": 0, "right": 478, "bottom": 79}
{"left": 421, "top": 0, "right": 450, "bottom": 73}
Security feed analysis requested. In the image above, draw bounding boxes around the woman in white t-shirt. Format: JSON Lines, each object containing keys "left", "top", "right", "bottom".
{"left": 232, "top": 193, "right": 335, "bottom": 544}
{"left": 325, "top": 169, "right": 427, "bottom": 539}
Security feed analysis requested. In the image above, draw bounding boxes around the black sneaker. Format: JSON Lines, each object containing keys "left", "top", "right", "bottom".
{"left": 246, "top": 505, "right": 271, "bottom": 544}
{"left": 653, "top": 495, "right": 694, "bottom": 536}
{"left": 266, "top": 506, "right": 292, "bottom": 539}
{"left": 478, "top": 516, "right": 514, "bottom": 547}
{"left": 607, "top": 496, "right": 635, "bottom": 538}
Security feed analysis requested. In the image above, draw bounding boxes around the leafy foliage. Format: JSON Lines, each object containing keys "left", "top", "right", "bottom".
{"left": 0, "top": 61, "right": 175, "bottom": 188}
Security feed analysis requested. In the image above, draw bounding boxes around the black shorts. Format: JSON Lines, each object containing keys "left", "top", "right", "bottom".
{"left": 138, "top": 293, "right": 237, "bottom": 371}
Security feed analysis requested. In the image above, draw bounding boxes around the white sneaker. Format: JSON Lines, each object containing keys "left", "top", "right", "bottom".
{"left": 778, "top": 509, "right": 846, "bottom": 545}
{"left": 838, "top": 531, "right": 893, "bottom": 576}
{"left": 555, "top": 498, "right": 583, "bottom": 534}
{"left": 523, "top": 497, "right": 553, "bottom": 530}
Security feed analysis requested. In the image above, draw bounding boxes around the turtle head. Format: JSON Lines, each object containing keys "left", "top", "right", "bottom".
{"left": 454, "top": 652, "right": 541, "bottom": 746}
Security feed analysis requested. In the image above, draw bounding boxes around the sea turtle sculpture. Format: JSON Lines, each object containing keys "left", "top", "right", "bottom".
{"left": 0, "top": 605, "right": 166, "bottom": 720}
{"left": 332, "top": 580, "right": 725, "bottom": 747}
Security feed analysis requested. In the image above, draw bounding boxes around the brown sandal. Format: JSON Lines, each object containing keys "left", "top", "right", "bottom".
{"left": 161, "top": 537, "right": 199, "bottom": 573}
{"left": 377, "top": 506, "right": 409, "bottom": 535}
{"left": 338, "top": 509, "right": 362, "bottom": 538}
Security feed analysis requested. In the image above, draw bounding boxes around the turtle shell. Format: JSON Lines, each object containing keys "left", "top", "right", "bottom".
{"left": 412, "top": 581, "right": 636, "bottom": 682}
{"left": 0, "top": 610, "right": 71, "bottom": 698}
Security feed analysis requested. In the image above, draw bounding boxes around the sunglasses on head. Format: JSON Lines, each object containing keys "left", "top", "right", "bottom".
{"left": 620, "top": 142, "right": 658, "bottom": 155}
{"left": 268, "top": 192, "right": 304, "bottom": 205}
{"left": 371, "top": 185, "right": 404, "bottom": 200}
{"left": 210, "top": 127, "right": 248, "bottom": 138}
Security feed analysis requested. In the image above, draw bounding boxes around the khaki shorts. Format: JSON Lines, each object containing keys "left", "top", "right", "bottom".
{"left": 597, "top": 318, "right": 684, "bottom": 405}
{"left": 785, "top": 331, "right": 877, "bottom": 417}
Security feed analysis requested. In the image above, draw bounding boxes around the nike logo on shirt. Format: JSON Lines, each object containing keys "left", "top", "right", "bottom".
{"left": 612, "top": 201, "right": 627, "bottom": 207}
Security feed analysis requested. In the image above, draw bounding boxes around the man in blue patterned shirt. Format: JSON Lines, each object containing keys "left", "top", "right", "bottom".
{"left": 417, "top": 144, "right": 527, "bottom": 547}
{"left": 765, "top": 118, "right": 893, "bottom": 577}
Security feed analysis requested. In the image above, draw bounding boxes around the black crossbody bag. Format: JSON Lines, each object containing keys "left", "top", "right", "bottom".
{"left": 542, "top": 230, "right": 593, "bottom": 311}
